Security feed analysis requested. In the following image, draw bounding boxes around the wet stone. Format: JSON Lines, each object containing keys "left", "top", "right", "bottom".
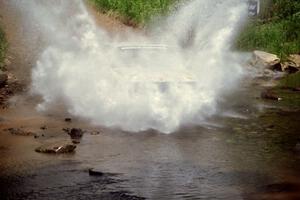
{"left": 261, "top": 90, "right": 282, "bottom": 101}
{"left": 102, "top": 191, "right": 146, "bottom": 200}
{"left": 7, "top": 128, "right": 35, "bottom": 136}
{"left": 90, "top": 131, "right": 100, "bottom": 135}
{"left": 35, "top": 143, "right": 76, "bottom": 154}
{"left": 72, "top": 139, "right": 80, "bottom": 144}
{"left": 65, "top": 118, "right": 72, "bottom": 122}
{"left": 282, "top": 62, "right": 299, "bottom": 73}
{"left": 292, "top": 87, "right": 300, "bottom": 92}
{"left": 63, "top": 128, "right": 84, "bottom": 139}
{"left": 89, "top": 169, "right": 104, "bottom": 176}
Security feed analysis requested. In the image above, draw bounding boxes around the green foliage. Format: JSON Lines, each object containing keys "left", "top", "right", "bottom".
{"left": 236, "top": 20, "right": 300, "bottom": 59}
{"left": 90, "top": 0, "right": 178, "bottom": 25}
{"left": 269, "top": 0, "right": 300, "bottom": 20}
{"left": 237, "top": 0, "right": 300, "bottom": 59}
{"left": 0, "top": 26, "right": 7, "bottom": 67}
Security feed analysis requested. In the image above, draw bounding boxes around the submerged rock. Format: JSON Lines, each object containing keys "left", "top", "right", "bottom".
{"left": 7, "top": 128, "right": 35, "bottom": 136}
{"left": 63, "top": 128, "right": 84, "bottom": 139}
{"left": 292, "top": 87, "right": 300, "bottom": 92}
{"left": 72, "top": 139, "right": 81, "bottom": 144}
{"left": 35, "top": 143, "right": 76, "bottom": 154}
{"left": 65, "top": 118, "right": 72, "bottom": 122}
{"left": 88, "top": 168, "right": 104, "bottom": 176}
{"left": 105, "top": 191, "right": 146, "bottom": 200}
{"left": 261, "top": 90, "right": 282, "bottom": 101}
{"left": 90, "top": 131, "right": 101, "bottom": 135}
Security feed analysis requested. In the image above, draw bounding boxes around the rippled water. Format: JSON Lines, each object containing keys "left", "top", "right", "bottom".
{"left": 1, "top": 87, "right": 300, "bottom": 200}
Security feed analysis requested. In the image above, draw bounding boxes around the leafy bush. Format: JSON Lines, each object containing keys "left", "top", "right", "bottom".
{"left": 236, "top": 20, "right": 299, "bottom": 59}
{"left": 237, "top": 0, "right": 300, "bottom": 59}
{"left": 270, "top": 0, "right": 300, "bottom": 20}
{"left": 90, "top": 0, "right": 178, "bottom": 25}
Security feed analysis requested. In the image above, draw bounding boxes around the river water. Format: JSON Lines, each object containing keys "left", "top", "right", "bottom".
{"left": 0, "top": 85, "right": 300, "bottom": 200}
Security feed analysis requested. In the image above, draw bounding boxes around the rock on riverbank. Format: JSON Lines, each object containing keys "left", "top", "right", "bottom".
{"left": 251, "top": 50, "right": 300, "bottom": 73}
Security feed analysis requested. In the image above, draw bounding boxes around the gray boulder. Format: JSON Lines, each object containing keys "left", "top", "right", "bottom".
{"left": 281, "top": 62, "right": 299, "bottom": 73}
{"left": 7, "top": 128, "right": 35, "bottom": 136}
{"left": 251, "top": 50, "right": 280, "bottom": 68}
{"left": 288, "top": 54, "right": 300, "bottom": 67}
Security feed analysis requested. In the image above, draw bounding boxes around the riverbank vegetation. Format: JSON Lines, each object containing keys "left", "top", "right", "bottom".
{"left": 90, "top": 0, "right": 299, "bottom": 58}
{"left": 89, "top": 0, "right": 178, "bottom": 25}
{"left": 0, "top": 26, "right": 7, "bottom": 68}
{"left": 236, "top": 0, "right": 300, "bottom": 59}
{"left": 90, "top": 0, "right": 300, "bottom": 88}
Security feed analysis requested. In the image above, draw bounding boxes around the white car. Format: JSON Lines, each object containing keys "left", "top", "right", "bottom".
{"left": 115, "top": 44, "right": 196, "bottom": 84}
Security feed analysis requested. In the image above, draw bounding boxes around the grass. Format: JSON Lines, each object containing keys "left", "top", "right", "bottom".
{"left": 0, "top": 25, "right": 7, "bottom": 68}
{"left": 89, "top": 0, "right": 178, "bottom": 26}
{"left": 236, "top": 20, "right": 300, "bottom": 59}
{"left": 236, "top": 0, "right": 300, "bottom": 88}
{"left": 236, "top": 0, "right": 300, "bottom": 59}
{"left": 238, "top": 18, "right": 300, "bottom": 88}
{"left": 91, "top": 0, "right": 299, "bottom": 57}
{"left": 90, "top": 0, "right": 299, "bottom": 89}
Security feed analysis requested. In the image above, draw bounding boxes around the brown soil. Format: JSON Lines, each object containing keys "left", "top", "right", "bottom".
{"left": 0, "top": 0, "right": 32, "bottom": 105}
{"left": 85, "top": 2, "right": 133, "bottom": 33}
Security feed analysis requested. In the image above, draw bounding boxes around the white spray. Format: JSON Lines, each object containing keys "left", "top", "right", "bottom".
{"left": 13, "top": 0, "right": 247, "bottom": 133}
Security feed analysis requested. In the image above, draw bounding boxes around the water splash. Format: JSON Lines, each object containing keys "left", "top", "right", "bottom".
{"left": 13, "top": 0, "right": 247, "bottom": 133}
